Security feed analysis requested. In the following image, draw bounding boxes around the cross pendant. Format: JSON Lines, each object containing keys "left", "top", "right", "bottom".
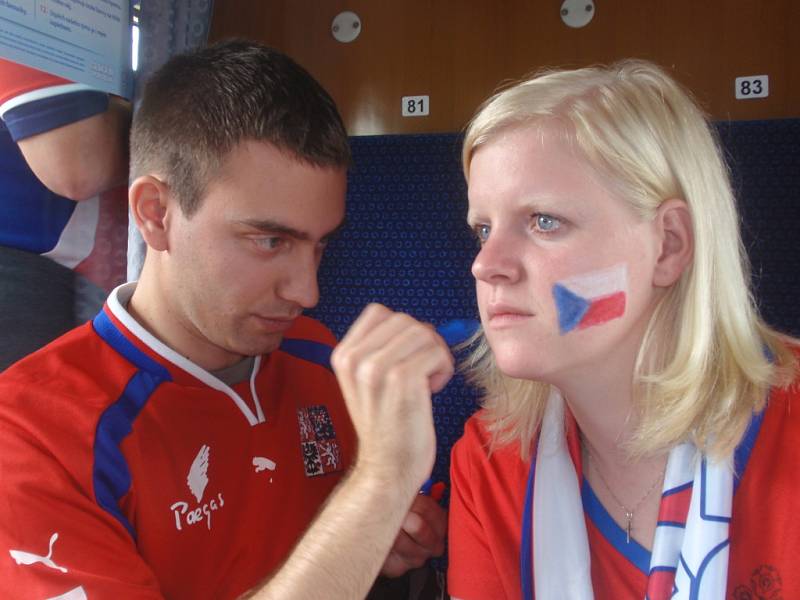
{"left": 625, "top": 511, "right": 633, "bottom": 543}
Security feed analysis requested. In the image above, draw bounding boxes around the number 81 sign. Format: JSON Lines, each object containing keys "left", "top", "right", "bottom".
{"left": 735, "top": 75, "right": 769, "bottom": 100}
{"left": 402, "top": 95, "right": 430, "bottom": 117}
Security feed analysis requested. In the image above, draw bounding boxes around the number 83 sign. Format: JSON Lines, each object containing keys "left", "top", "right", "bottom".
{"left": 735, "top": 75, "right": 769, "bottom": 99}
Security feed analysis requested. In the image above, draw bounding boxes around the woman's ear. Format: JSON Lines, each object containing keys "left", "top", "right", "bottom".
{"left": 653, "top": 198, "right": 694, "bottom": 288}
{"left": 129, "top": 175, "right": 172, "bottom": 252}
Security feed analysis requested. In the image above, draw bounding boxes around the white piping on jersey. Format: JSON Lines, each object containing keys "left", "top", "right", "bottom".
{"left": 107, "top": 283, "right": 267, "bottom": 426}
{"left": 0, "top": 82, "right": 100, "bottom": 117}
{"left": 41, "top": 195, "right": 99, "bottom": 268}
{"left": 250, "top": 355, "right": 265, "bottom": 423}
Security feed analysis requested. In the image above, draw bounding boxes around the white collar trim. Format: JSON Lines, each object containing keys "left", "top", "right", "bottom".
{"left": 107, "top": 282, "right": 266, "bottom": 426}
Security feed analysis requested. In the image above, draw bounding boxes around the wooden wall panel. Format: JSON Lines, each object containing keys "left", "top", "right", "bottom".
{"left": 210, "top": 1, "right": 800, "bottom": 135}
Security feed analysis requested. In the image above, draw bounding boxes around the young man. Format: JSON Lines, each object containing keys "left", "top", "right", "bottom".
{"left": 0, "top": 40, "right": 450, "bottom": 599}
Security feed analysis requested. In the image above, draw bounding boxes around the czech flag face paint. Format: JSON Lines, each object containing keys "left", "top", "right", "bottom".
{"left": 552, "top": 264, "right": 627, "bottom": 334}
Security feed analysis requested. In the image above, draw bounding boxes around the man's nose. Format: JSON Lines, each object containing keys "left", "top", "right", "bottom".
{"left": 278, "top": 251, "right": 320, "bottom": 309}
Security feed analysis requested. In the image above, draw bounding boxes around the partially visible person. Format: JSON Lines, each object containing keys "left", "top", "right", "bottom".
{"left": 447, "top": 60, "right": 799, "bottom": 600}
{"left": 0, "top": 40, "right": 448, "bottom": 599}
{"left": 0, "top": 58, "right": 130, "bottom": 370}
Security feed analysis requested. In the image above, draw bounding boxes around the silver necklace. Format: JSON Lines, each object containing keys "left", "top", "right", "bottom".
{"left": 583, "top": 444, "right": 665, "bottom": 544}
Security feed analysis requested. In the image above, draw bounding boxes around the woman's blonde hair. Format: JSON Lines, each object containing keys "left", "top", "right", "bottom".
{"left": 462, "top": 59, "right": 796, "bottom": 459}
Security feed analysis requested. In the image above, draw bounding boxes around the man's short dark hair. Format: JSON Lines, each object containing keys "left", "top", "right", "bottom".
{"left": 130, "top": 39, "right": 351, "bottom": 216}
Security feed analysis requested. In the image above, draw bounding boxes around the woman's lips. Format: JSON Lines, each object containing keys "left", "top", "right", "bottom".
{"left": 486, "top": 304, "right": 534, "bottom": 327}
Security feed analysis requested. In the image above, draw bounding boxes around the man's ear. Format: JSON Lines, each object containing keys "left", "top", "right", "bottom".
{"left": 653, "top": 198, "right": 694, "bottom": 288}
{"left": 129, "top": 175, "right": 172, "bottom": 252}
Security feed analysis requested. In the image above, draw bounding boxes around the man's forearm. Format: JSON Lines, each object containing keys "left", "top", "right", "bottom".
{"left": 246, "top": 466, "right": 417, "bottom": 600}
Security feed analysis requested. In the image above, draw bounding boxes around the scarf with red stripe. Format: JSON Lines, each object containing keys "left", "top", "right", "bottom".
{"left": 524, "top": 389, "right": 732, "bottom": 600}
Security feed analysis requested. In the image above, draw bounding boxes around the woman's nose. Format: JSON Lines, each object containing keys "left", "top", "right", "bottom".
{"left": 471, "top": 233, "right": 522, "bottom": 284}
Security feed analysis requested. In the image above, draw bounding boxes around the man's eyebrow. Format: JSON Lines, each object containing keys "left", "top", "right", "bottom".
{"left": 235, "top": 218, "right": 346, "bottom": 241}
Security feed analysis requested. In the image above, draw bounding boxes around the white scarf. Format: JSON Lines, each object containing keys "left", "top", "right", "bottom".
{"left": 532, "top": 390, "right": 732, "bottom": 600}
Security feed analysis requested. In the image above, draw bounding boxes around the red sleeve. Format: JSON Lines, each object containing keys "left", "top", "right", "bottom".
{"left": 0, "top": 377, "right": 165, "bottom": 599}
{"left": 448, "top": 413, "right": 528, "bottom": 600}
{"left": 0, "top": 58, "right": 71, "bottom": 105}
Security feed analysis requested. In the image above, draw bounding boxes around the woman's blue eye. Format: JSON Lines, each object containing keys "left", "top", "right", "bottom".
{"left": 534, "top": 214, "right": 561, "bottom": 232}
{"left": 475, "top": 224, "right": 491, "bottom": 243}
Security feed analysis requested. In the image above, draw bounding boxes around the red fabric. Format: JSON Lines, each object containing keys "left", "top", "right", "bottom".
{"left": 0, "top": 313, "right": 355, "bottom": 599}
{"left": 587, "top": 517, "right": 645, "bottom": 600}
{"left": 448, "top": 374, "right": 800, "bottom": 600}
{"left": 726, "top": 382, "right": 800, "bottom": 598}
{"left": 0, "top": 58, "right": 70, "bottom": 105}
{"left": 656, "top": 485, "right": 692, "bottom": 523}
{"left": 72, "top": 185, "right": 129, "bottom": 291}
{"left": 448, "top": 413, "right": 529, "bottom": 600}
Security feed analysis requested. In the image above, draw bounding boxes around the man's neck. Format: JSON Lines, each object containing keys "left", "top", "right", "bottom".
{"left": 126, "top": 272, "right": 243, "bottom": 372}
{"left": 210, "top": 355, "right": 256, "bottom": 386}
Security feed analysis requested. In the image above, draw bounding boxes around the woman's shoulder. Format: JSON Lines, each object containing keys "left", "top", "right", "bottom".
{"left": 747, "top": 357, "right": 800, "bottom": 465}
{"left": 767, "top": 378, "right": 800, "bottom": 430}
{"left": 756, "top": 338, "right": 800, "bottom": 430}
{"left": 452, "top": 409, "right": 530, "bottom": 473}
{"left": 454, "top": 410, "right": 495, "bottom": 457}
{"left": 459, "top": 409, "right": 492, "bottom": 442}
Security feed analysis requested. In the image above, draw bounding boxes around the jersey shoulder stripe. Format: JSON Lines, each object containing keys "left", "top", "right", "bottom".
{"left": 278, "top": 316, "right": 338, "bottom": 371}
{"left": 91, "top": 310, "right": 172, "bottom": 539}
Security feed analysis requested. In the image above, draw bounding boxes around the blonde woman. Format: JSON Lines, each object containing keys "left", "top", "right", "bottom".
{"left": 447, "top": 60, "right": 799, "bottom": 600}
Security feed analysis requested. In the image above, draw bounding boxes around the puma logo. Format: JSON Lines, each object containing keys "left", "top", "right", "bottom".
{"left": 253, "top": 456, "right": 276, "bottom": 473}
{"left": 9, "top": 532, "right": 68, "bottom": 573}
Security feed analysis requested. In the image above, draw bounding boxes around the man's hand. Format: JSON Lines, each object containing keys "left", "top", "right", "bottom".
{"left": 381, "top": 494, "right": 447, "bottom": 577}
{"left": 331, "top": 304, "right": 454, "bottom": 493}
{"left": 255, "top": 306, "right": 453, "bottom": 599}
